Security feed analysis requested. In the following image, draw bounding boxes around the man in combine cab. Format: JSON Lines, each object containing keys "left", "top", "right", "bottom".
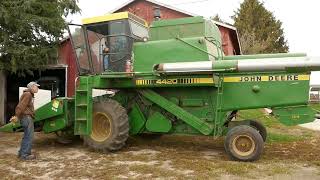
{"left": 13, "top": 82, "right": 40, "bottom": 160}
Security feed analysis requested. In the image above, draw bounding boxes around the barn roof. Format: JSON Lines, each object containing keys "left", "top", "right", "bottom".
{"left": 109, "top": 0, "right": 198, "bottom": 17}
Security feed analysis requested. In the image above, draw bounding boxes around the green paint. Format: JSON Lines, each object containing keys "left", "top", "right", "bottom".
{"left": 134, "top": 17, "right": 223, "bottom": 73}
{"left": 272, "top": 105, "right": 316, "bottom": 126}
{"left": 43, "top": 117, "right": 67, "bottom": 133}
{"left": 0, "top": 122, "right": 17, "bottom": 132}
{"left": 0, "top": 98, "right": 73, "bottom": 133}
{"left": 223, "top": 53, "right": 307, "bottom": 60}
{"left": 222, "top": 73, "right": 310, "bottom": 111}
{"left": 35, "top": 99, "right": 64, "bottom": 120}
{"left": 134, "top": 37, "right": 210, "bottom": 72}
{"left": 42, "top": 98, "right": 73, "bottom": 133}
{"left": 146, "top": 112, "right": 172, "bottom": 133}
{"left": 128, "top": 103, "right": 146, "bottom": 135}
{"left": 180, "top": 99, "right": 204, "bottom": 107}
{"left": 74, "top": 76, "right": 93, "bottom": 135}
{"left": 139, "top": 89, "right": 213, "bottom": 135}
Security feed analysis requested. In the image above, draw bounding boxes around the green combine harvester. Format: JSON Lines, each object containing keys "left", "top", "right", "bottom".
{"left": 1, "top": 12, "right": 320, "bottom": 161}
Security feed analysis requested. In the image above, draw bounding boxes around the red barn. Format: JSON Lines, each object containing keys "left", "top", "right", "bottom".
{"left": 58, "top": 38, "right": 77, "bottom": 97}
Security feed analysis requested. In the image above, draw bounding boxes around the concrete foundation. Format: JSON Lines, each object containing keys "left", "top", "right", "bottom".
{"left": 0, "top": 71, "right": 6, "bottom": 125}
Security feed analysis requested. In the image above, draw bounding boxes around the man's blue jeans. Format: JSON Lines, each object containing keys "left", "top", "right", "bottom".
{"left": 18, "top": 116, "right": 34, "bottom": 158}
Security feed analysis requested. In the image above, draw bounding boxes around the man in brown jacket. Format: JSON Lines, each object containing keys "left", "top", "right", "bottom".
{"left": 15, "top": 81, "right": 40, "bottom": 160}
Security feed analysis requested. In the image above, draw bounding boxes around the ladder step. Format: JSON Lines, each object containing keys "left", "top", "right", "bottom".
{"left": 76, "top": 90, "right": 88, "bottom": 92}
{"left": 75, "top": 118, "right": 87, "bottom": 121}
{"left": 76, "top": 104, "right": 88, "bottom": 107}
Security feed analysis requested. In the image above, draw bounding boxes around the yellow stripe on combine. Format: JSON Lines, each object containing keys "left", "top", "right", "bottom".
{"left": 196, "top": 78, "right": 214, "bottom": 84}
{"left": 298, "top": 75, "right": 310, "bottom": 80}
{"left": 135, "top": 78, "right": 214, "bottom": 85}
{"left": 223, "top": 77, "right": 241, "bottom": 83}
{"left": 82, "top": 12, "right": 148, "bottom": 26}
{"left": 82, "top": 12, "right": 129, "bottom": 25}
{"left": 223, "top": 74, "right": 310, "bottom": 83}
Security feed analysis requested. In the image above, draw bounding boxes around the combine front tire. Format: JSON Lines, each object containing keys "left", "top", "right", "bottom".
{"left": 224, "top": 125, "right": 264, "bottom": 161}
{"left": 84, "top": 98, "right": 129, "bottom": 152}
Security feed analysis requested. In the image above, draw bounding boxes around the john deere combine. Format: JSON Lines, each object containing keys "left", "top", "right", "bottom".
{"left": 1, "top": 12, "right": 320, "bottom": 161}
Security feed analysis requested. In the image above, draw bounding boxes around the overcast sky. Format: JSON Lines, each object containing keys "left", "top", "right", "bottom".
{"left": 67, "top": 0, "right": 320, "bottom": 84}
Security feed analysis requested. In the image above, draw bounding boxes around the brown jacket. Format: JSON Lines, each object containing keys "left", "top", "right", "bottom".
{"left": 15, "top": 89, "right": 35, "bottom": 119}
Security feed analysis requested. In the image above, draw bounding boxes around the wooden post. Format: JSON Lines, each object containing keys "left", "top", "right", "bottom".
{"left": 0, "top": 71, "right": 6, "bottom": 125}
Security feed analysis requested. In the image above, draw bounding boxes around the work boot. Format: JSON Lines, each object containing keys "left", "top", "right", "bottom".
{"left": 20, "top": 154, "right": 36, "bottom": 161}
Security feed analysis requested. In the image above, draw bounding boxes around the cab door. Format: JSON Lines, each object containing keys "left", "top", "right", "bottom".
{"left": 67, "top": 24, "right": 94, "bottom": 75}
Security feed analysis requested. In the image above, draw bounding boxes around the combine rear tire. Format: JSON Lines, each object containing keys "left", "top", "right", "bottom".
{"left": 84, "top": 98, "right": 129, "bottom": 152}
{"left": 224, "top": 125, "right": 264, "bottom": 162}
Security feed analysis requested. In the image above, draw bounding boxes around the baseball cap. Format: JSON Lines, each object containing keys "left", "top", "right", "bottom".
{"left": 27, "top": 81, "right": 40, "bottom": 89}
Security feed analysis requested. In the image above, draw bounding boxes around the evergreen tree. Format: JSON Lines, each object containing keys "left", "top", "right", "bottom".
{"left": 233, "top": 0, "right": 288, "bottom": 54}
{"left": 0, "top": 0, "right": 80, "bottom": 74}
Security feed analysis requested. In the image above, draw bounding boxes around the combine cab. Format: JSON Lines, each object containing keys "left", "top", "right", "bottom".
{"left": 2, "top": 12, "right": 320, "bottom": 161}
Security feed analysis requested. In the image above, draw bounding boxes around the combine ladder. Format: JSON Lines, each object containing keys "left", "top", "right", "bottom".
{"left": 74, "top": 76, "right": 93, "bottom": 135}
{"left": 213, "top": 75, "right": 224, "bottom": 137}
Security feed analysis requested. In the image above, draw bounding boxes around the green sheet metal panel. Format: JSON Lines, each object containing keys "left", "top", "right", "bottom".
{"left": 35, "top": 99, "right": 64, "bottom": 121}
{"left": 139, "top": 89, "right": 213, "bottom": 135}
{"left": 146, "top": 112, "right": 172, "bottom": 133}
{"left": 223, "top": 53, "right": 307, "bottom": 60}
{"left": 42, "top": 98, "right": 72, "bottom": 133}
{"left": 152, "top": 87, "right": 216, "bottom": 121}
{"left": 128, "top": 103, "right": 146, "bottom": 135}
{"left": 221, "top": 73, "right": 310, "bottom": 111}
{"left": 149, "top": 16, "right": 221, "bottom": 43}
{"left": 0, "top": 98, "right": 72, "bottom": 133}
{"left": 0, "top": 122, "right": 18, "bottom": 132}
{"left": 133, "top": 16, "right": 223, "bottom": 73}
{"left": 272, "top": 106, "right": 316, "bottom": 126}
{"left": 150, "top": 16, "right": 205, "bottom": 41}
{"left": 180, "top": 99, "right": 204, "bottom": 107}
{"left": 133, "top": 37, "right": 210, "bottom": 72}
{"left": 43, "top": 117, "right": 68, "bottom": 133}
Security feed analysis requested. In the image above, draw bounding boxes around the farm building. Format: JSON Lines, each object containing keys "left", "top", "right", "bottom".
{"left": 0, "top": 42, "right": 76, "bottom": 125}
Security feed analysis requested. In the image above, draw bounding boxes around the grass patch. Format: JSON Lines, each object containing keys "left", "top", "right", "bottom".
{"left": 311, "top": 103, "right": 320, "bottom": 111}
{"left": 238, "top": 109, "right": 280, "bottom": 128}
{"left": 267, "top": 133, "right": 304, "bottom": 143}
{"left": 265, "top": 164, "right": 291, "bottom": 175}
{"left": 217, "top": 162, "right": 257, "bottom": 176}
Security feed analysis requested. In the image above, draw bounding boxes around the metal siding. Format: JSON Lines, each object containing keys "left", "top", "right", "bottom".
{"left": 218, "top": 26, "right": 235, "bottom": 55}
{"left": 116, "top": 0, "right": 192, "bottom": 25}
{"left": 58, "top": 40, "right": 77, "bottom": 97}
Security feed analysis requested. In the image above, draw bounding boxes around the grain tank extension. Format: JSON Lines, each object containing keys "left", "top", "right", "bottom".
{"left": 1, "top": 12, "right": 320, "bottom": 161}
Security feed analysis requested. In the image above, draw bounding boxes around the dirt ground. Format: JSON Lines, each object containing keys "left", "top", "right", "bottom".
{"left": 1, "top": 128, "right": 320, "bottom": 180}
